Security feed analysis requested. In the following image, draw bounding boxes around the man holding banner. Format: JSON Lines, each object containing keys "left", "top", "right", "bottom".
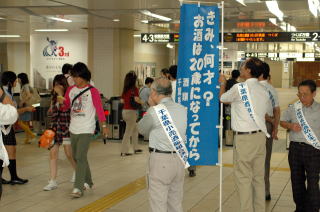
{"left": 138, "top": 77, "right": 188, "bottom": 212}
{"left": 280, "top": 80, "right": 320, "bottom": 212}
{"left": 219, "top": 57, "right": 271, "bottom": 212}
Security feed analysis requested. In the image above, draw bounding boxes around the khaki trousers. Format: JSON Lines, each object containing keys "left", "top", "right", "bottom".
{"left": 234, "top": 132, "right": 266, "bottom": 212}
{"left": 147, "top": 152, "right": 185, "bottom": 212}
{"left": 264, "top": 122, "right": 273, "bottom": 196}
{"left": 121, "top": 110, "right": 138, "bottom": 153}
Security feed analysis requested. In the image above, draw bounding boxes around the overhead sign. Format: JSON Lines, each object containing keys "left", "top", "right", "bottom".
{"left": 177, "top": 4, "right": 220, "bottom": 166}
{"left": 142, "top": 32, "right": 320, "bottom": 43}
{"left": 141, "top": 33, "right": 179, "bottom": 43}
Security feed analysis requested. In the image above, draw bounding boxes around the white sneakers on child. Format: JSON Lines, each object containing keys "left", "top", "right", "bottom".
{"left": 43, "top": 180, "right": 58, "bottom": 191}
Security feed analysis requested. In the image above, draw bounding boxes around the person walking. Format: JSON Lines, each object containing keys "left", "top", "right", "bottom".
{"left": 17, "top": 73, "right": 37, "bottom": 144}
{"left": 280, "top": 80, "right": 320, "bottom": 212}
{"left": 57, "top": 62, "right": 108, "bottom": 198}
{"left": 219, "top": 57, "right": 271, "bottom": 212}
{"left": 43, "top": 74, "right": 76, "bottom": 191}
{"left": 138, "top": 77, "right": 188, "bottom": 212}
{"left": 120, "top": 71, "right": 143, "bottom": 156}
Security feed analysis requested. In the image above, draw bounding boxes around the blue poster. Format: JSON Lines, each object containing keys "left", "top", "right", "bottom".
{"left": 177, "top": 4, "right": 220, "bottom": 166}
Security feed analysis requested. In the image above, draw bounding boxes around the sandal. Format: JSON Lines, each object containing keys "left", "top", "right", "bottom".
{"left": 70, "top": 188, "right": 82, "bottom": 198}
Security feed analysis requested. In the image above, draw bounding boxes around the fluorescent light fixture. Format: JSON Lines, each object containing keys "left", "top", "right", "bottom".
{"left": 289, "top": 25, "right": 297, "bottom": 31}
{"left": 266, "top": 1, "right": 284, "bottom": 21}
{"left": 35, "top": 29, "right": 69, "bottom": 32}
{"left": 48, "top": 16, "right": 72, "bottom": 23}
{"left": 166, "top": 43, "right": 174, "bottom": 49}
{"left": 141, "top": 10, "right": 171, "bottom": 22}
{"left": 0, "top": 35, "right": 20, "bottom": 38}
{"left": 235, "top": 0, "right": 247, "bottom": 6}
{"left": 269, "top": 18, "right": 277, "bottom": 26}
{"left": 279, "top": 22, "right": 287, "bottom": 31}
{"left": 141, "top": 20, "right": 149, "bottom": 24}
{"left": 308, "top": 0, "right": 320, "bottom": 17}
{"left": 133, "top": 34, "right": 141, "bottom": 38}
{"left": 113, "top": 19, "right": 120, "bottom": 22}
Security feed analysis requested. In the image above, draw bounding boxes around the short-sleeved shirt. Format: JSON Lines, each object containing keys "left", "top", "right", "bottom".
{"left": 138, "top": 97, "right": 187, "bottom": 151}
{"left": 122, "top": 87, "right": 139, "bottom": 110}
{"left": 260, "top": 80, "right": 279, "bottom": 116}
{"left": 281, "top": 101, "right": 320, "bottom": 144}
{"left": 220, "top": 78, "right": 270, "bottom": 132}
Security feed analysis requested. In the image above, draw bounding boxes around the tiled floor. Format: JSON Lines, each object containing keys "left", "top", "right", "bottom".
{"left": 0, "top": 88, "right": 304, "bottom": 211}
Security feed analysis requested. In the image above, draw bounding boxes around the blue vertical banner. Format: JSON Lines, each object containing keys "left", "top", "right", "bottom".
{"left": 177, "top": 3, "right": 220, "bottom": 166}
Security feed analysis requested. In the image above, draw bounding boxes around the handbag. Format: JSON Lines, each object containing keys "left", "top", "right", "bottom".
{"left": 25, "top": 86, "right": 41, "bottom": 106}
{"left": 129, "top": 90, "right": 141, "bottom": 110}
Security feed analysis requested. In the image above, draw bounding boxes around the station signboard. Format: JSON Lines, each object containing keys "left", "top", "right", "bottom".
{"left": 141, "top": 32, "right": 320, "bottom": 43}
{"left": 141, "top": 33, "right": 179, "bottom": 43}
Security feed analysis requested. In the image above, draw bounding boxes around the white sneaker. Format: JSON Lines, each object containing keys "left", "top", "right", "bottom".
{"left": 83, "top": 183, "right": 94, "bottom": 190}
{"left": 70, "top": 188, "right": 82, "bottom": 198}
{"left": 70, "top": 172, "right": 75, "bottom": 183}
{"left": 43, "top": 180, "right": 58, "bottom": 191}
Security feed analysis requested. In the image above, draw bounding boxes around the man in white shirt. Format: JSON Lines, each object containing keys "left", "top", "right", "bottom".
{"left": 258, "top": 62, "right": 280, "bottom": 201}
{"left": 219, "top": 57, "right": 271, "bottom": 212}
{"left": 168, "top": 65, "right": 177, "bottom": 102}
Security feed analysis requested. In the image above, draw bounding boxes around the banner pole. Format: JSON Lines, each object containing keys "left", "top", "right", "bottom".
{"left": 219, "top": 1, "right": 224, "bottom": 212}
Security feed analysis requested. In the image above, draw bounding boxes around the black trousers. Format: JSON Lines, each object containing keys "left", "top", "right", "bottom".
{"left": 288, "top": 142, "right": 320, "bottom": 212}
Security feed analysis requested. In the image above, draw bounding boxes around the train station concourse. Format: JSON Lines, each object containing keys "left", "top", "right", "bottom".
{"left": 0, "top": 0, "right": 319, "bottom": 211}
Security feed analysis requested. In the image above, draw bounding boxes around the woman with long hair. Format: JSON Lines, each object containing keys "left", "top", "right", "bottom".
{"left": 120, "top": 71, "right": 143, "bottom": 156}
{"left": 43, "top": 74, "right": 76, "bottom": 191}
{"left": 0, "top": 71, "right": 33, "bottom": 185}
{"left": 17, "top": 73, "right": 36, "bottom": 144}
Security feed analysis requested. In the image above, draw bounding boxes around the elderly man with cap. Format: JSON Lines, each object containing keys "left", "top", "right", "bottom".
{"left": 138, "top": 77, "right": 189, "bottom": 212}
{"left": 219, "top": 57, "right": 271, "bottom": 212}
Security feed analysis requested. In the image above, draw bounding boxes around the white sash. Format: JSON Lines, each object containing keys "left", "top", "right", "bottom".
{"left": 154, "top": 104, "right": 190, "bottom": 169}
{"left": 0, "top": 130, "right": 9, "bottom": 167}
{"left": 294, "top": 101, "right": 320, "bottom": 150}
{"left": 237, "top": 83, "right": 270, "bottom": 138}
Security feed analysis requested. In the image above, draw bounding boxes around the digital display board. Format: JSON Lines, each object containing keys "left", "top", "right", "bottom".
{"left": 141, "top": 32, "right": 320, "bottom": 43}
{"left": 225, "top": 32, "right": 320, "bottom": 42}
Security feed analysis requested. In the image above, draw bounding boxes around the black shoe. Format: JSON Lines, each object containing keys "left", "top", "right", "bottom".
{"left": 265, "top": 194, "right": 271, "bottom": 201}
{"left": 134, "top": 149, "right": 143, "bottom": 154}
{"left": 120, "top": 153, "right": 133, "bottom": 157}
{"left": 10, "top": 178, "right": 28, "bottom": 185}
{"left": 1, "top": 178, "right": 10, "bottom": 184}
{"left": 189, "top": 170, "right": 196, "bottom": 177}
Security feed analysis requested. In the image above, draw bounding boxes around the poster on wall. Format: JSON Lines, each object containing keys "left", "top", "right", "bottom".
{"left": 30, "top": 33, "right": 88, "bottom": 90}
{"left": 134, "top": 62, "right": 156, "bottom": 87}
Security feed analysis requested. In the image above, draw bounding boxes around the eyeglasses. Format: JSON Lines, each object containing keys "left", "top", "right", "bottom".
{"left": 297, "top": 93, "right": 312, "bottom": 98}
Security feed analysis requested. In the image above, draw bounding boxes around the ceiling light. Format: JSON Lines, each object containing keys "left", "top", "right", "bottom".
{"left": 113, "top": 19, "right": 120, "bottom": 22}
{"left": 0, "top": 35, "right": 20, "bottom": 38}
{"left": 141, "top": 10, "right": 171, "bottom": 22}
{"left": 308, "top": 0, "right": 320, "bottom": 17}
{"left": 266, "top": 1, "right": 284, "bottom": 21}
{"left": 166, "top": 43, "right": 174, "bottom": 49}
{"left": 269, "top": 18, "right": 277, "bottom": 26}
{"left": 133, "top": 34, "right": 141, "bottom": 38}
{"left": 141, "top": 20, "right": 149, "bottom": 24}
{"left": 35, "top": 29, "right": 69, "bottom": 32}
{"left": 235, "top": 0, "right": 247, "bottom": 6}
{"left": 289, "top": 25, "right": 297, "bottom": 32}
{"left": 48, "top": 16, "right": 72, "bottom": 23}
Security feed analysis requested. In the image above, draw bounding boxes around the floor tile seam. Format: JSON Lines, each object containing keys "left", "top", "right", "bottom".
{"left": 269, "top": 152, "right": 290, "bottom": 177}
{"left": 270, "top": 176, "right": 291, "bottom": 212}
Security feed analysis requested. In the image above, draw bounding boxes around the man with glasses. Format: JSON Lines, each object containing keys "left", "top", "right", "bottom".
{"left": 280, "top": 80, "right": 320, "bottom": 212}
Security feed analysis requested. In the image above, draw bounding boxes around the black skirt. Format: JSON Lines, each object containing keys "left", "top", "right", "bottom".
{"left": 2, "top": 127, "right": 16, "bottom": 146}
